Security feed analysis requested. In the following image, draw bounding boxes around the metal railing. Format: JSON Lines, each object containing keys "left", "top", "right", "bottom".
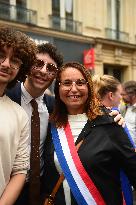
{"left": 49, "top": 15, "right": 82, "bottom": 34}
{"left": 105, "top": 28, "right": 129, "bottom": 43}
{"left": 0, "top": 2, "right": 37, "bottom": 25}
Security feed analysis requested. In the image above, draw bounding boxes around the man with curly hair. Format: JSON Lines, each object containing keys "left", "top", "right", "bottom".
{"left": 7, "top": 42, "right": 63, "bottom": 205}
{"left": 0, "top": 25, "right": 37, "bottom": 205}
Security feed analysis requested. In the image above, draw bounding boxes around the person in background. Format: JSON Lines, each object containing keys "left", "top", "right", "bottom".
{"left": 120, "top": 80, "right": 136, "bottom": 145}
{"left": 92, "top": 74, "right": 124, "bottom": 125}
{"left": 92, "top": 74, "right": 135, "bottom": 204}
{"left": 92, "top": 74, "right": 122, "bottom": 109}
{"left": 0, "top": 25, "right": 36, "bottom": 205}
{"left": 43, "top": 62, "right": 136, "bottom": 205}
{"left": 6, "top": 43, "right": 63, "bottom": 205}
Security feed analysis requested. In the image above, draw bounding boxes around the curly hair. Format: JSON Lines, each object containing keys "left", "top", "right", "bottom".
{"left": 37, "top": 43, "right": 63, "bottom": 68}
{"left": 0, "top": 25, "right": 37, "bottom": 88}
{"left": 50, "top": 62, "right": 101, "bottom": 127}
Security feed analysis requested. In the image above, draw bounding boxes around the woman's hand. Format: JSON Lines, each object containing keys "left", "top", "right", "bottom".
{"left": 109, "top": 110, "right": 125, "bottom": 127}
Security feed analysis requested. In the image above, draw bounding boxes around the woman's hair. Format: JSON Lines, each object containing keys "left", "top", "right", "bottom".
{"left": 50, "top": 62, "right": 101, "bottom": 127}
{"left": 92, "top": 74, "right": 120, "bottom": 100}
{"left": 0, "top": 25, "right": 37, "bottom": 88}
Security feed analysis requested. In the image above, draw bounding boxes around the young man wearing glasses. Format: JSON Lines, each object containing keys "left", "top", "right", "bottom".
{"left": 0, "top": 25, "right": 37, "bottom": 205}
{"left": 7, "top": 43, "right": 63, "bottom": 205}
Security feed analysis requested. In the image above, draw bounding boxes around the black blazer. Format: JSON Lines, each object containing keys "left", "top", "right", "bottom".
{"left": 6, "top": 82, "right": 55, "bottom": 114}
{"left": 43, "top": 115, "right": 136, "bottom": 205}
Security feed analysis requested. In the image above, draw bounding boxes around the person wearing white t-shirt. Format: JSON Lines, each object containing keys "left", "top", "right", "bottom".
{"left": 0, "top": 25, "right": 36, "bottom": 205}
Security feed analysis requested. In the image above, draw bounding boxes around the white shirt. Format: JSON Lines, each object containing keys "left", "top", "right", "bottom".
{"left": 21, "top": 83, "right": 49, "bottom": 175}
{"left": 124, "top": 103, "right": 136, "bottom": 145}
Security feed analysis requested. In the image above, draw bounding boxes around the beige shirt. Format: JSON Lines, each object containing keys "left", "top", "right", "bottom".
{"left": 0, "top": 95, "right": 29, "bottom": 196}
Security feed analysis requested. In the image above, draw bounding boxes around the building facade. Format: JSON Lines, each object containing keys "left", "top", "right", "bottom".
{"left": 0, "top": 0, "right": 136, "bottom": 82}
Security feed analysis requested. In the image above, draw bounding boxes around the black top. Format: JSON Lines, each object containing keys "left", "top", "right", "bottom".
{"left": 43, "top": 114, "right": 136, "bottom": 205}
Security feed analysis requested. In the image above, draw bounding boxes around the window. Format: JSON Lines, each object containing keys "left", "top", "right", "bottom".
{"left": 16, "top": 0, "right": 26, "bottom": 22}
{"left": 0, "top": 0, "right": 9, "bottom": 3}
{"left": 52, "top": 0, "right": 73, "bottom": 31}
{"left": 104, "top": 64, "right": 122, "bottom": 82}
{"left": 16, "top": 0, "right": 26, "bottom": 7}
{"left": 0, "top": 0, "right": 10, "bottom": 20}
{"left": 107, "top": 0, "right": 120, "bottom": 39}
{"left": 65, "top": 0, "right": 73, "bottom": 19}
{"left": 52, "top": 0, "right": 60, "bottom": 16}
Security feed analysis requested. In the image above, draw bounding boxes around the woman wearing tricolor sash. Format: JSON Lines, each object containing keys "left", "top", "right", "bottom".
{"left": 43, "top": 62, "right": 136, "bottom": 205}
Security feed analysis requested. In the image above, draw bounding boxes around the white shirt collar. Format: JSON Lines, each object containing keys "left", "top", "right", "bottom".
{"left": 21, "top": 83, "right": 44, "bottom": 104}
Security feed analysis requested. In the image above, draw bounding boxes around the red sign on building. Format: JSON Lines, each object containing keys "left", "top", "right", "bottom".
{"left": 83, "top": 48, "right": 95, "bottom": 69}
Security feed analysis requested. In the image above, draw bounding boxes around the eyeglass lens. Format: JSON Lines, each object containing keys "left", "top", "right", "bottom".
{"left": 34, "top": 60, "right": 58, "bottom": 74}
{"left": 60, "top": 79, "right": 87, "bottom": 90}
{"left": 0, "top": 50, "right": 22, "bottom": 69}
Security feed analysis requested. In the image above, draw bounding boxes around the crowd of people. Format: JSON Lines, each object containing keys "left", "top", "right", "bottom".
{"left": 0, "top": 24, "right": 136, "bottom": 205}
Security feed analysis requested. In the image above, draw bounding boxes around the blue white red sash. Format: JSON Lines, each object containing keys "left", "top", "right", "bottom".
{"left": 51, "top": 123, "right": 106, "bottom": 205}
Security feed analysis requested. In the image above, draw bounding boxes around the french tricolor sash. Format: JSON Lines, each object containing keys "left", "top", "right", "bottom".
{"left": 51, "top": 123, "right": 106, "bottom": 205}
{"left": 112, "top": 107, "right": 134, "bottom": 205}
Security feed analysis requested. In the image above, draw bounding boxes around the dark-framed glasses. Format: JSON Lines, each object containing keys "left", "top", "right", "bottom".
{"left": 33, "top": 59, "right": 58, "bottom": 76}
{"left": 0, "top": 50, "right": 22, "bottom": 70}
{"left": 59, "top": 79, "right": 88, "bottom": 91}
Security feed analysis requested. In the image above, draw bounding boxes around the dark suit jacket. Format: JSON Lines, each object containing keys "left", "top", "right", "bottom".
{"left": 6, "top": 82, "right": 55, "bottom": 114}
{"left": 44, "top": 115, "right": 136, "bottom": 205}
